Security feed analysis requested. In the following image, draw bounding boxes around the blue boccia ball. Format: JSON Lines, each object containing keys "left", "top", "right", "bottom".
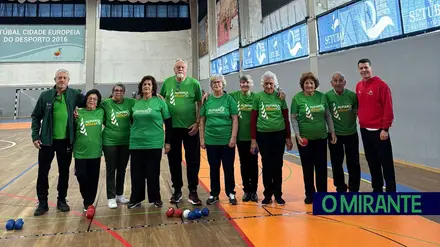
{"left": 201, "top": 208, "right": 209, "bottom": 216}
{"left": 188, "top": 211, "right": 196, "bottom": 220}
{"left": 14, "top": 219, "right": 24, "bottom": 230}
{"left": 5, "top": 219, "right": 15, "bottom": 230}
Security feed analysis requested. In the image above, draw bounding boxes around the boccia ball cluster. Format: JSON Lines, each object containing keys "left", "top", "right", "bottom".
{"left": 166, "top": 207, "right": 209, "bottom": 220}
{"left": 5, "top": 218, "right": 24, "bottom": 230}
{"left": 182, "top": 208, "right": 209, "bottom": 220}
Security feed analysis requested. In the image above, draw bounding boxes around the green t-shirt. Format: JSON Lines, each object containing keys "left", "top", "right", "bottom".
{"left": 251, "top": 91, "right": 288, "bottom": 133}
{"left": 53, "top": 93, "right": 68, "bottom": 139}
{"left": 73, "top": 108, "right": 105, "bottom": 159}
{"left": 325, "top": 89, "right": 358, "bottom": 136}
{"left": 200, "top": 93, "right": 238, "bottom": 145}
{"left": 290, "top": 91, "right": 329, "bottom": 140}
{"left": 229, "top": 90, "right": 254, "bottom": 141}
{"left": 129, "top": 97, "right": 171, "bottom": 150}
{"left": 159, "top": 76, "right": 202, "bottom": 128}
{"left": 101, "top": 98, "right": 136, "bottom": 146}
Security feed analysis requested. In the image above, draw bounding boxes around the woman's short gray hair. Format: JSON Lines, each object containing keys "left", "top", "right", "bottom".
{"left": 239, "top": 75, "right": 254, "bottom": 87}
{"left": 261, "top": 71, "right": 279, "bottom": 88}
{"left": 209, "top": 74, "right": 227, "bottom": 88}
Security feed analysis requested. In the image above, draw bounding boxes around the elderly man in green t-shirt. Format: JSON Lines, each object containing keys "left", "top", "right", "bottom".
{"left": 325, "top": 72, "right": 361, "bottom": 193}
{"left": 31, "top": 69, "right": 85, "bottom": 216}
{"left": 160, "top": 58, "right": 203, "bottom": 205}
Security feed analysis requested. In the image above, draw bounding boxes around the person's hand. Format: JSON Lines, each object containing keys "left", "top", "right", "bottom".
{"left": 164, "top": 143, "right": 171, "bottom": 154}
{"left": 330, "top": 132, "right": 337, "bottom": 144}
{"left": 380, "top": 130, "right": 389, "bottom": 140}
{"left": 33, "top": 140, "right": 42, "bottom": 149}
{"left": 296, "top": 134, "right": 305, "bottom": 146}
{"left": 157, "top": 94, "right": 165, "bottom": 101}
{"left": 286, "top": 138, "right": 293, "bottom": 150}
{"left": 188, "top": 123, "right": 199, "bottom": 136}
{"left": 228, "top": 137, "right": 236, "bottom": 148}
{"left": 200, "top": 139, "right": 206, "bottom": 149}
{"left": 278, "top": 89, "right": 286, "bottom": 100}
{"left": 250, "top": 140, "right": 258, "bottom": 154}
{"left": 73, "top": 107, "right": 79, "bottom": 119}
{"left": 201, "top": 93, "right": 209, "bottom": 104}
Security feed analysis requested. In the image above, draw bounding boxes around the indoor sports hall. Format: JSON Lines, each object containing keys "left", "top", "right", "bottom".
{"left": 0, "top": 0, "right": 439, "bottom": 246}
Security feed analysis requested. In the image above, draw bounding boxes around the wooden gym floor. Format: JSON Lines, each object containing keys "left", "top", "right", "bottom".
{"left": 0, "top": 120, "right": 439, "bottom": 247}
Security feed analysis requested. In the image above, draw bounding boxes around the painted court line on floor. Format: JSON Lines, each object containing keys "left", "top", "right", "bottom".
{"left": 0, "top": 162, "right": 133, "bottom": 247}
{"left": 0, "top": 140, "right": 16, "bottom": 151}
{"left": 284, "top": 150, "right": 419, "bottom": 192}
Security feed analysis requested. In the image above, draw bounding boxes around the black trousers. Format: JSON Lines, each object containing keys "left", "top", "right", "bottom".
{"left": 328, "top": 132, "right": 361, "bottom": 192}
{"left": 256, "top": 130, "right": 285, "bottom": 198}
{"left": 37, "top": 139, "right": 72, "bottom": 202}
{"left": 167, "top": 128, "right": 200, "bottom": 193}
{"left": 296, "top": 137, "right": 328, "bottom": 199}
{"left": 130, "top": 149, "right": 162, "bottom": 203}
{"left": 360, "top": 128, "right": 396, "bottom": 192}
{"left": 103, "top": 145, "right": 130, "bottom": 199}
{"left": 75, "top": 158, "right": 101, "bottom": 208}
{"left": 237, "top": 141, "right": 258, "bottom": 193}
{"left": 206, "top": 145, "right": 236, "bottom": 197}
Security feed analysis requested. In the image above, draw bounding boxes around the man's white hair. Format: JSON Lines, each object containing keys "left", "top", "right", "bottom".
{"left": 54, "top": 69, "right": 70, "bottom": 79}
{"left": 261, "top": 71, "right": 279, "bottom": 88}
{"left": 174, "top": 58, "right": 188, "bottom": 68}
{"left": 332, "top": 71, "right": 346, "bottom": 80}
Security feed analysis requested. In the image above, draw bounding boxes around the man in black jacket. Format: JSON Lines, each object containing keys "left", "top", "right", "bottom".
{"left": 31, "top": 69, "right": 85, "bottom": 216}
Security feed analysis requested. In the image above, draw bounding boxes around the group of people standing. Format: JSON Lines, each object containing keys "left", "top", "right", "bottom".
{"left": 30, "top": 57, "right": 395, "bottom": 216}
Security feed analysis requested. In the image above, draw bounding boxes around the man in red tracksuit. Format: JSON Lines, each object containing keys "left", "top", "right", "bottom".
{"left": 356, "top": 58, "right": 396, "bottom": 192}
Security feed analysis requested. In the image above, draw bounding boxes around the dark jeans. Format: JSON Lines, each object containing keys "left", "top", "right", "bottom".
{"left": 256, "top": 130, "right": 286, "bottom": 198}
{"left": 130, "top": 149, "right": 162, "bottom": 203}
{"left": 75, "top": 158, "right": 101, "bottom": 208}
{"left": 37, "top": 138, "right": 72, "bottom": 202}
{"left": 103, "top": 145, "right": 130, "bottom": 199}
{"left": 360, "top": 128, "right": 396, "bottom": 192}
{"left": 237, "top": 141, "right": 258, "bottom": 193}
{"left": 206, "top": 145, "right": 236, "bottom": 197}
{"left": 167, "top": 128, "right": 200, "bottom": 193}
{"left": 296, "top": 137, "right": 328, "bottom": 199}
{"left": 328, "top": 132, "right": 361, "bottom": 192}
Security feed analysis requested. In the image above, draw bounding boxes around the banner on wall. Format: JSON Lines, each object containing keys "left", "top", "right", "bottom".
{"left": 199, "top": 15, "right": 209, "bottom": 58}
{"left": 267, "top": 23, "right": 309, "bottom": 64}
{"left": 0, "top": 25, "right": 85, "bottom": 62}
{"left": 317, "top": 0, "right": 403, "bottom": 53}
{"left": 210, "top": 49, "right": 239, "bottom": 75}
{"left": 400, "top": 0, "right": 440, "bottom": 34}
{"left": 216, "top": 0, "right": 239, "bottom": 47}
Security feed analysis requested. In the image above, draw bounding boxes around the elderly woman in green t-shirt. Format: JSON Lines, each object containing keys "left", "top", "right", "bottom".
{"left": 200, "top": 75, "right": 239, "bottom": 206}
{"left": 101, "top": 83, "right": 136, "bottom": 209}
{"left": 127, "top": 75, "right": 172, "bottom": 209}
{"left": 73, "top": 89, "right": 105, "bottom": 215}
{"left": 250, "top": 71, "right": 293, "bottom": 206}
{"left": 290, "top": 72, "right": 337, "bottom": 205}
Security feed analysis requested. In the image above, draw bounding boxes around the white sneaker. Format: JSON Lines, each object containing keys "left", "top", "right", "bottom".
{"left": 116, "top": 195, "right": 129, "bottom": 204}
{"left": 108, "top": 198, "right": 117, "bottom": 209}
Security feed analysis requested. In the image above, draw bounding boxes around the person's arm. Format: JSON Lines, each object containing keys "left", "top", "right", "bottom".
{"left": 164, "top": 117, "right": 172, "bottom": 144}
{"left": 325, "top": 108, "right": 335, "bottom": 133}
{"left": 31, "top": 94, "right": 44, "bottom": 146}
{"left": 380, "top": 84, "right": 394, "bottom": 130}
{"left": 281, "top": 100, "right": 291, "bottom": 139}
{"left": 199, "top": 116, "right": 206, "bottom": 148}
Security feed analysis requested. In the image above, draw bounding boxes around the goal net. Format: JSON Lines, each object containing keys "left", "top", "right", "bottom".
{"left": 14, "top": 88, "right": 50, "bottom": 120}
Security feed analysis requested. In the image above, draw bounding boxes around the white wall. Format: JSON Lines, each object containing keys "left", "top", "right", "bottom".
{"left": 0, "top": 63, "right": 85, "bottom": 86}
{"left": 199, "top": 55, "right": 210, "bottom": 80}
{"left": 94, "top": 29, "right": 192, "bottom": 84}
{"left": 246, "top": 0, "right": 307, "bottom": 45}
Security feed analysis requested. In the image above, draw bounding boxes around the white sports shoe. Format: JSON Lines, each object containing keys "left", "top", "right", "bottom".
{"left": 116, "top": 195, "right": 129, "bottom": 204}
{"left": 108, "top": 198, "right": 117, "bottom": 209}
